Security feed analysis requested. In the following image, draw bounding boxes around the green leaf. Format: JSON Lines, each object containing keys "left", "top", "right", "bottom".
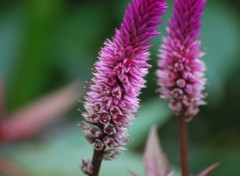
{"left": 201, "top": 2, "right": 240, "bottom": 105}
{"left": 0, "top": 125, "right": 145, "bottom": 176}
{"left": 128, "top": 98, "right": 171, "bottom": 148}
{"left": 0, "top": 8, "right": 24, "bottom": 86}
{"left": 0, "top": 126, "right": 86, "bottom": 176}
{"left": 53, "top": 2, "right": 113, "bottom": 80}
{"left": 7, "top": 0, "right": 65, "bottom": 110}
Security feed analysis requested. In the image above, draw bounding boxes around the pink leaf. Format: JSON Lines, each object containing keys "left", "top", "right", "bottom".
{"left": 144, "top": 125, "right": 173, "bottom": 176}
{"left": 1, "top": 81, "right": 81, "bottom": 142}
{"left": 0, "top": 78, "right": 4, "bottom": 122}
{"left": 197, "top": 162, "right": 220, "bottom": 176}
{"left": 0, "top": 159, "right": 29, "bottom": 176}
{"left": 128, "top": 169, "right": 138, "bottom": 176}
{"left": 0, "top": 78, "right": 5, "bottom": 140}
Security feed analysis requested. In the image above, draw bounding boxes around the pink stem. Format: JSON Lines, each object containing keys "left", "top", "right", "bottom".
{"left": 178, "top": 115, "right": 189, "bottom": 176}
{"left": 91, "top": 148, "right": 105, "bottom": 176}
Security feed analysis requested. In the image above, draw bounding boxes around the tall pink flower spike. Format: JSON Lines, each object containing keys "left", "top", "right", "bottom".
{"left": 156, "top": 0, "right": 207, "bottom": 120}
{"left": 80, "top": 0, "right": 167, "bottom": 174}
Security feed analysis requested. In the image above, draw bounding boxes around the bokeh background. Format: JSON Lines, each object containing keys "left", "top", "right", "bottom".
{"left": 0, "top": 0, "right": 240, "bottom": 175}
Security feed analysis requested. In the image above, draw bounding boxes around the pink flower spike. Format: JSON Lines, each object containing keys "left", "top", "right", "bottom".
{"left": 156, "top": 0, "right": 207, "bottom": 120}
{"left": 81, "top": 0, "right": 167, "bottom": 160}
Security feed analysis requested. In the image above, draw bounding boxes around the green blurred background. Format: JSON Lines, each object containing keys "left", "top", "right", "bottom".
{"left": 1, "top": 0, "right": 240, "bottom": 175}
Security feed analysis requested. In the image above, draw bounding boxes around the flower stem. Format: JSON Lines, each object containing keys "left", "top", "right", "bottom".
{"left": 91, "top": 148, "right": 105, "bottom": 176}
{"left": 178, "top": 115, "right": 189, "bottom": 176}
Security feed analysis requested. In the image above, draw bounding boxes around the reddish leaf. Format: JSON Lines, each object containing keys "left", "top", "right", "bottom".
{"left": 0, "top": 78, "right": 5, "bottom": 140}
{"left": 197, "top": 162, "right": 220, "bottom": 176}
{"left": 128, "top": 169, "right": 138, "bottom": 176}
{"left": 0, "top": 159, "right": 29, "bottom": 176}
{"left": 1, "top": 81, "right": 81, "bottom": 142}
{"left": 0, "top": 78, "right": 4, "bottom": 121}
{"left": 144, "top": 125, "right": 173, "bottom": 176}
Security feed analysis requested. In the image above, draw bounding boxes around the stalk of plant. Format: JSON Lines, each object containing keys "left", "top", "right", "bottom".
{"left": 156, "top": 0, "right": 207, "bottom": 175}
{"left": 80, "top": 0, "right": 167, "bottom": 175}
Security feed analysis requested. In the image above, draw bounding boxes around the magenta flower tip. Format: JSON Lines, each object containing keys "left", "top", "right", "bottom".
{"left": 81, "top": 0, "right": 167, "bottom": 160}
{"left": 156, "top": 0, "right": 207, "bottom": 120}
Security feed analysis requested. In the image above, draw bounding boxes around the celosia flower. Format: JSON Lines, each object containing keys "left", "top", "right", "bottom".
{"left": 156, "top": 0, "right": 207, "bottom": 120}
{"left": 81, "top": 0, "right": 167, "bottom": 159}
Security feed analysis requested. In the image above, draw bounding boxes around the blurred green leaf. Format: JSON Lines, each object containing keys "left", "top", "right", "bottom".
{"left": 7, "top": 0, "right": 64, "bottom": 110}
{"left": 201, "top": 2, "right": 240, "bottom": 105}
{"left": 0, "top": 8, "right": 24, "bottom": 85}
{"left": 193, "top": 147, "right": 240, "bottom": 176}
{"left": 0, "top": 125, "right": 145, "bottom": 176}
{"left": 128, "top": 98, "right": 171, "bottom": 148}
{"left": 209, "top": 149, "right": 240, "bottom": 175}
{"left": 0, "top": 97, "right": 172, "bottom": 176}
{"left": 52, "top": 2, "right": 116, "bottom": 80}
